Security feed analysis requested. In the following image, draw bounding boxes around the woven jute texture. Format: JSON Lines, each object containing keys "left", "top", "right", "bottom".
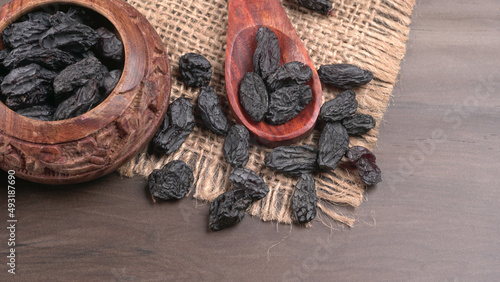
{"left": 119, "top": 0, "right": 415, "bottom": 227}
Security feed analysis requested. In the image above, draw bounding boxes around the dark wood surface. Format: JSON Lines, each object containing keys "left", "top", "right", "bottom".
{"left": 1, "top": 0, "right": 500, "bottom": 280}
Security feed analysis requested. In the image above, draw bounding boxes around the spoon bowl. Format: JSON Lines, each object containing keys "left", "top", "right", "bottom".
{"left": 225, "top": 0, "right": 322, "bottom": 147}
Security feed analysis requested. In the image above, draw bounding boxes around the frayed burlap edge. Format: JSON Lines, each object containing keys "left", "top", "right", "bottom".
{"left": 118, "top": 0, "right": 416, "bottom": 227}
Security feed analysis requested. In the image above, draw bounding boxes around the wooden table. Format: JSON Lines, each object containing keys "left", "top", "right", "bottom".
{"left": 1, "top": 1, "right": 499, "bottom": 280}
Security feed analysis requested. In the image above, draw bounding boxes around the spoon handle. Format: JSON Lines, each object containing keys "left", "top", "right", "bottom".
{"left": 228, "top": 0, "right": 288, "bottom": 33}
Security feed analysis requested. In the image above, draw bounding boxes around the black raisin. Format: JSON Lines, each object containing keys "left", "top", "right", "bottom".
{"left": 345, "top": 146, "right": 375, "bottom": 164}
{"left": 49, "top": 7, "right": 95, "bottom": 27}
{"left": 27, "top": 11, "right": 52, "bottom": 28}
{"left": 318, "top": 122, "right": 349, "bottom": 170}
{"left": 292, "top": 174, "right": 317, "bottom": 224}
{"left": 345, "top": 146, "right": 381, "bottom": 186}
{"left": 296, "top": 0, "right": 332, "bottom": 15}
{"left": 53, "top": 78, "right": 101, "bottom": 120}
{"left": 318, "top": 64, "right": 373, "bottom": 89}
{"left": 265, "top": 145, "right": 319, "bottom": 176}
{"left": 198, "top": 86, "right": 229, "bottom": 135}
{"left": 319, "top": 89, "right": 358, "bottom": 122}
{"left": 266, "top": 61, "right": 312, "bottom": 91}
{"left": 148, "top": 160, "right": 194, "bottom": 200}
{"left": 229, "top": 168, "right": 269, "bottom": 201}
{"left": 150, "top": 114, "right": 169, "bottom": 150}
{"left": 95, "top": 27, "right": 124, "bottom": 63}
{"left": 53, "top": 56, "right": 109, "bottom": 102}
{"left": 3, "top": 44, "right": 78, "bottom": 71}
{"left": 49, "top": 11, "right": 76, "bottom": 26}
{"left": 39, "top": 22, "right": 99, "bottom": 53}
{"left": 151, "top": 97, "right": 195, "bottom": 155}
{"left": 239, "top": 72, "right": 269, "bottom": 122}
{"left": 0, "top": 48, "right": 10, "bottom": 75}
{"left": 178, "top": 53, "right": 212, "bottom": 87}
{"left": 0, "top": 48, "right": 11, "bottom": 64}
{"left": 253, "top": 27, "right": 280, "bottom": 80}
{"left": 16, "top": 104, "right": 55, "bottom": 121}
{"left": 101, "top": 69, "right": 121, "bottom": 98}
{"left": 341, "top": 113, "right": 376, "bottom": 135}
{"left": 266, "top": 84, "right": 312, "bottom": 125}
{"left": 0, "top": 64, "right": 57, "bottom": 110}
{"left": 223, "top": 124, "right": 250, "bottom": 168}
{"left": 1, "top": 21, "right": 49, "bottom": 48}
{"left": 356, "top": 157, "right": 382, "bottom": 186}
{"left": 209, "top": 188, "right": 252, "bottom": 231}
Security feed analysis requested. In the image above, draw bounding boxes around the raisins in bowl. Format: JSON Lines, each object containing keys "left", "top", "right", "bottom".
{"left": 0, "top": 5, "right": 125, "bottom": 121}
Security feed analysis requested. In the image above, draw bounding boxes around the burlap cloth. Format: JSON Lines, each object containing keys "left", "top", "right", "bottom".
{"left": 118, "top": 0, "right": 415, "bottom": 227}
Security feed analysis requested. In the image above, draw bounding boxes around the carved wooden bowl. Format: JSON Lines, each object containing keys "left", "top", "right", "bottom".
{"left": 0, "top": 0, "right": 171, "bottom": 184}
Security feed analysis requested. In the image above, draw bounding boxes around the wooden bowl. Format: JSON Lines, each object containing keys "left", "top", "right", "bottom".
{"left": 0, "top": 0, "right": 171, "bottom": 184}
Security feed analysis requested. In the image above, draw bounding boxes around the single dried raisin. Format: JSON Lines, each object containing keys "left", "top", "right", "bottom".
{"left": 318, "top": 64, "right": 373, "bottom": 90}
{"left": 265, "top": 145, "right": 319, "bottom": 176}
{"left": 239, "top": 72, "right": 269, "bottom": 122}
{"left": 3, "top": 44, "right": 78, "bottom": 71}
{"left": 1, "top": 21, "right": 49, "bottom": 48}
{"left": 296, "top": 0, "right": 332, "bottom": 15}
{"left": 101, "top": 69, "right": 122, "bottom": 98}
{"left": 266, "top": 61, "right": 312, "bottom": 91}
{"left": 292, "top": 174, "right": 317, "bottom": 224}
{"left": 266, "top": 84, "right": 312, "bottom": 125}
{"left": 53, "top": 56, "right": 109, "bottom": 102}
{"left": 317, "top": 122, "right": 349, "bottom": 170}
{"left": 209, "top": 188, "right": 252, "bottom": 231}
{"left": 40, "top": 22, "right": 99, "bottom": 53}
{"left": 148, "top": 160, "right": 194, "bottom": 200}
{"left": 16, "top": 104, "right": 55, "bottom": 121}
{"left": 27, "top": 11, "right": 52, "bottom": 28}
{"left": 53, "top": 78, "right": 101, "bottom": 120}
{"left": 229, "top": 168, "right": 269, "bottom": 201}
{"left": 341, "top": 113, "right": 376, "bottom": 135}
{"left": 179, "top": 53, "right": 212, "bottom": 87}
{"left": 198, "top": 86, "right": 229, "bottom": 135}
{"left": 151, "top": 97, "right": 195, "bottom": 154}
{"left": 345, "top": 146, "right": 381, "bottom": 186}
{"left": 253, "top": 27, "right": 280, "bottom": 80}
{"left": 319, "top": 89, "right": 358, "bottom": 122}
{"left": 0, "top": 64, "right": 56, "bottom": 110}
{"left": 356, "top": 157, "right": 382, "bottom": 186}
{"left": 223, "top": 124, "right": 250, "bottom": 168}
{"left": 345, "top": 146, "right": 375, "bottom": 164}
{"left": 95, "top": 27, "right": 124, "bottom": 63}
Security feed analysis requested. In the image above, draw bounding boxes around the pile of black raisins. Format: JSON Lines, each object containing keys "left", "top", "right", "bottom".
{"left": 147, "top": 52, "right": 269, "bottom": 231}
{"left": 148, "top": 5, "right": 382, "bottom": 231}
{"left": 236, "top": 28, "right": 381, "bottom": 225}
{"left": 265, "top": 63, "right": 382, "bottom": 224}
{"left": 0, "top": 6, "right": 124, "bottom": 121}
{"left": 148, "top": 51, "right": 381, "bottom": 231}
{"left": 239, "top": 27, "right": 313, "bottom": 125}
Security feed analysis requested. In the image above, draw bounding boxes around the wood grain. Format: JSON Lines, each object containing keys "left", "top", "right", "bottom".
{"left": 1, "top": 0, "right": 499, "bottom": 280}
{"left": 225, "top": 0, "right": 321, "bottom": 147}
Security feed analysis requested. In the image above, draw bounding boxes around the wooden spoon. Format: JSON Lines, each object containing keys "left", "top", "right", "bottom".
{"left": 225, "top": 0, "right": 322, "bottom": 147}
